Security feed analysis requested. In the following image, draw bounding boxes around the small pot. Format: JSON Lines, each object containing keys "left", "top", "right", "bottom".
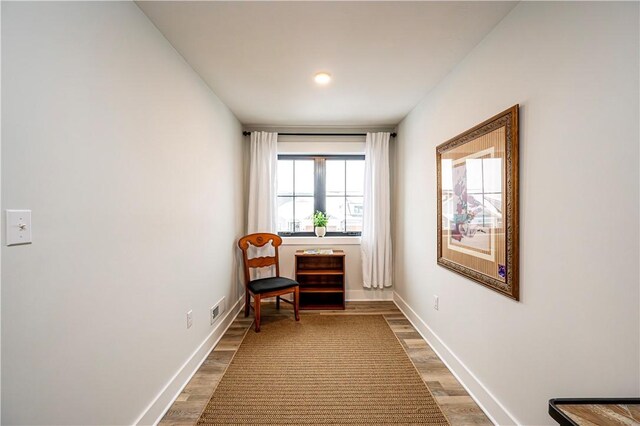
{"left": 315, "top": 226, "right": 326, "bottom": 237}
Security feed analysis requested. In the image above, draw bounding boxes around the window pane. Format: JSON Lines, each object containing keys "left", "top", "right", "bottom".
{"left": 295, "top": 197, "right": 314, "bottom": 233}
{"left": 346, "top": 197, "right": 364, "bottom": 232}
{"left": 441, "top": 159, "right": 453, "bottom": 192}
{"left": 483, "top": 158, "right": 502, "bottom": 193}
{"left": 326, "top": 197, "right": 345, "bottom": 232}
{"left": 277, "top": 155, "right": 363, "bottom": 235}
{"left": 277, "top": 160, "right": 293, "bottom": 196}
{"left": 346, "top": 160, "right": 365, "bottom": 196}
{"left": 483, "top": 193, "right": 502, "bottom": 228}
{"left": 277, "top": 197, "right": 294, "bottom": 233}
{"left": 465, "top": 158, "right": 483, "bottom": 194}
{"left": 294, "top": 160, "right": 314, "bottom": 196}
{"left": 326, "top": 160, "right": 345, "bottom": 196}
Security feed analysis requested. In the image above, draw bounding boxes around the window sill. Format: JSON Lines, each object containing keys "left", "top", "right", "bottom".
{"left": 281, "top": 236, "right": 361, "bottom": 246}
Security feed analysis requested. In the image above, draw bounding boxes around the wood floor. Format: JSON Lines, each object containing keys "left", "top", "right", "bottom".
{"left": 159, "top": 301, "right": 492, "bottom": 426}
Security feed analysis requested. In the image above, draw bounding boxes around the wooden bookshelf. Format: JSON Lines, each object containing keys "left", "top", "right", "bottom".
{"left": 295, "top": 250, "right": 345, "bottom": 310}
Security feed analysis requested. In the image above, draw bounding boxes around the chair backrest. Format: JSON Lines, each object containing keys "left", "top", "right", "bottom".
{"left": 238, "top": 233, "right": 282, "bottom": 285}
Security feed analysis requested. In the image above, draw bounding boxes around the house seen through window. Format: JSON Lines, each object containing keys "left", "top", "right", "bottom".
{"left": 277, "top": 155, "right": 365, "bottom": 236}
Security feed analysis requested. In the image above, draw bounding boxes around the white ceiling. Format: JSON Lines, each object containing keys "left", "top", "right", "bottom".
{"left": 137, "top": 1, "right": 516, "bottom": 127}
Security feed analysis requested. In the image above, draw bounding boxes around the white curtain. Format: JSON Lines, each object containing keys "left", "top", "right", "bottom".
{"left": 247, "top": 131, "right": 278, "bottom": 234}
{"left": 247, "top": 131, "right": 278, "bottom": 279}
{"left": 361, "top": 132, "right": 392, "bottom": 289}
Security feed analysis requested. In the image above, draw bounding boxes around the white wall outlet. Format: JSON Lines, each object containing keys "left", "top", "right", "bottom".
{"left": 210, "top": 297, "right": 226, "bottom": 325}
{"left": 186, "top": 310, "right": 193, "bottom": 329}
{"left": 6, "top": 210, "right": 32, "bottom": 246}
{"left": 434, "top": 295, "right": 439, "bottom": 311}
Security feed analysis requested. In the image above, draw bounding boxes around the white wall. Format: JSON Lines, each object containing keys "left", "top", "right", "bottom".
{"left": 1, "top": 2, "right": 245, "bottom": 425}
{"left": 394, "top": 2, "right": 639, "bottom": 425}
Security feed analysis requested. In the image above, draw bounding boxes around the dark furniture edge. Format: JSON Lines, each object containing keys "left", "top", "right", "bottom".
{"left": 548, "top": 398, "right": 640, "bottom": 426}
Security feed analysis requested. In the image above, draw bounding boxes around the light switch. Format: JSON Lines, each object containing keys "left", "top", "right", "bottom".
{"left": 6, "top": 210, "right": 32, "bottom": 246}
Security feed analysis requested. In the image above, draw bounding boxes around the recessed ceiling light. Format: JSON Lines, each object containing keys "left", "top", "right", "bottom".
{"left": 314, "top": 72, "right": 332, "bottom": 85}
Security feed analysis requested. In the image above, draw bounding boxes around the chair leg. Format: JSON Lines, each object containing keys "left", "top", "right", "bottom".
{"left": 254, "top": 294, "right": 261, "bottom": 332}
{"left": 244, "top": 290, "right": 250, "bottom": 317}
{"left": 293, "top": 287, "right": 300, "bottom": 321}
{"left": 276, "top": 295, "right": 280, "bottom": 310}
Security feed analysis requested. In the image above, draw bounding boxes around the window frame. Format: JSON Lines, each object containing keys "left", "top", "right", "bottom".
{"left": 277, "top": 154, "right": 365, "bottom": 237}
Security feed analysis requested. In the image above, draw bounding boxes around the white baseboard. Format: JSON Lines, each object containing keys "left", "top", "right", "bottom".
{"left": 134, "top": 295, "right": 245, "bottom": 426}
{"left": 346, "top": 288, "right": 394, "bottom": 301}
{"left": 393, "top": 292, "right": 519, "bottom": 426}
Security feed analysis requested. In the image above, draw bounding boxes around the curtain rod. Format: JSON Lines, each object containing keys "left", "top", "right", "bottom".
{"left": 242, "top": 131, "right": 397, "bottom": 138}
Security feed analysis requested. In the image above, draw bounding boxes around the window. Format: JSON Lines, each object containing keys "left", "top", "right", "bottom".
{"left": 441, "top": 156, "right": 503, "bottom": 232}
{"left": 277, "top": 155, "right": 365, "bottom": 236}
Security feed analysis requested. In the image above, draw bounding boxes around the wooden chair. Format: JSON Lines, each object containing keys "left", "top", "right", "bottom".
{"left": 238, "top": 233, "right": 300, "bottom": 332}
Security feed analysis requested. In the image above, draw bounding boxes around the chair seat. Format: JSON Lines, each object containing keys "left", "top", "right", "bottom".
{"left": 248, "top": 276, "right": 298, "bottom": 294}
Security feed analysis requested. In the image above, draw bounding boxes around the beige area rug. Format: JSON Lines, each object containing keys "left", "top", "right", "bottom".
{"left": 197, "top": 314, "right": 450, "bottom": 425}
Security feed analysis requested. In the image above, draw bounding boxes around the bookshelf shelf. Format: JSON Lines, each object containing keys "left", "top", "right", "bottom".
{"left": 295, "top": 249, "right": 345, "bottom": 310}
{"left": 296, "top": 269, "right": 344, "bottom": 276}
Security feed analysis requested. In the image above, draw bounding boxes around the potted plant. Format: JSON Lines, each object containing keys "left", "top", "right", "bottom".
{"left": 313, "top": 210, "right": 328, "bottom": 237}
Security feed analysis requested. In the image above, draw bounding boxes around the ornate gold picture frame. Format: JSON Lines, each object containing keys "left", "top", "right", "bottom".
{"left": 436, "top": 105, "right": 519, "bottom": 300}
